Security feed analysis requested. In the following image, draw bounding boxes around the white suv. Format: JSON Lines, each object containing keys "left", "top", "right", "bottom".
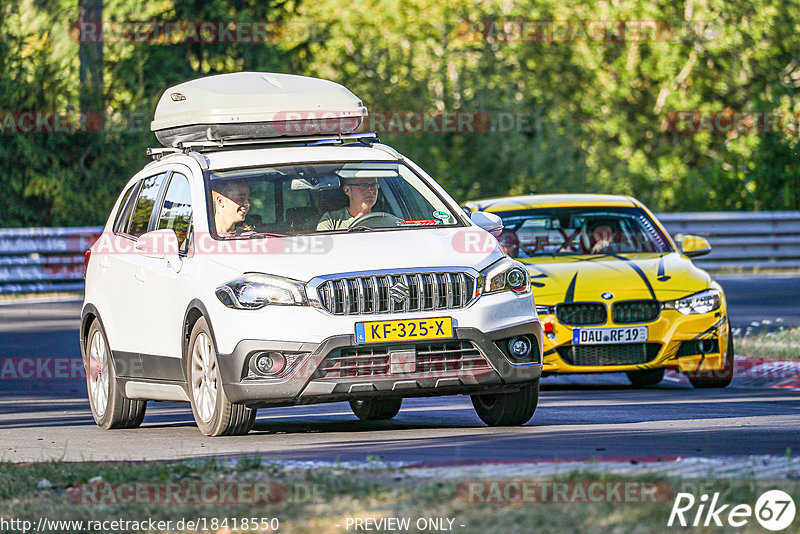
{"left": 81, "top": 73, "right": 543, "bottom": 436}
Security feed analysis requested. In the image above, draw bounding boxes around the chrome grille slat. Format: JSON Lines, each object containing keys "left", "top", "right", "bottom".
{"left": 458, "top": 273, "right": 468, "bottom": 307}
{"left": 356, "top": 278, "right": 365, "bottom": 314}
{"left": 370, "top": 276, "right": 379, "bottom": 314}
{"left": 417, "top": 273, "right": 428, "bottom": 310}
{"left": 446, "top": 273, "right": 454, "bottom": 309}
{"left": 343, "top": 279, "right": 351, "bottom": 315}
{"left": 317, "top": 271, "right": 477, "bottom": 316}
{"left": 402, "top": 274, "right": 411, "bottom": 313}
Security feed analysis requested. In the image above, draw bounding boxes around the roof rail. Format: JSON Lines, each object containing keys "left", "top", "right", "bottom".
{"left": 146, "top": 132, "right": 380, "bottom": 161}
{"left": 182, "top": 132, "right": 378, "bottom": 152}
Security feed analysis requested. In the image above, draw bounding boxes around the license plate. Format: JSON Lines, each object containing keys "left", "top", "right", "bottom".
{"left": 572, "top": 326, "right": 648, "bottom": 345}
{"left": 355, "top": 317, "right": 453, "bottom": 344}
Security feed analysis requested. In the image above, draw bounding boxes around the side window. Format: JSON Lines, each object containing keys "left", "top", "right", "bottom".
{"left": 128, "top": 172, "right": 167, "bottom": 238}
{"left": 157, "top": 173, "right": 193, "bottom": 253}
{"left": 112, "top": 183, "right": 137, "bottom": 233}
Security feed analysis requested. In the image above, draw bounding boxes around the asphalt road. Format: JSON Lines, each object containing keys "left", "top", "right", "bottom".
{"left": 0, "top": 276, "right": 798, "bottom": 464}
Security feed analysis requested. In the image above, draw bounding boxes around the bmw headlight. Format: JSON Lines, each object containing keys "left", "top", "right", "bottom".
{"left": 216, "top": 274, "right": 308, "bottom": 309}
{"left": 480, "top": 259, "right": 531, "bottom": 295}
{"left": 664, "top": 289, "right": 721, "bottom": 315}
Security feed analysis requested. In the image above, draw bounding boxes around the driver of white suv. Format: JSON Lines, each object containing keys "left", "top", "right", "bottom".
{"left": 316, "top": 177, "right": 378, "bottom": 230}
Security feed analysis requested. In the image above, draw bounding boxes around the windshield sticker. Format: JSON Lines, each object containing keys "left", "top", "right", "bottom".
{"left": 396, "top": 219, "right": 440, "bottom": 226}
{"left": 433, "top": 210, "right": 450, "bottom": 220}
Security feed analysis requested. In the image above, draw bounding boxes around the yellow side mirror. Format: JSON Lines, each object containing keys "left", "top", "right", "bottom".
{"left": 678, "top": 234, "right": 712, "bottom": 258}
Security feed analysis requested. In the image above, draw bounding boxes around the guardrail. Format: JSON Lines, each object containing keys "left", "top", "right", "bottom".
{"left": 0, "top": 211, "right": 798, "bottom": 293}
{"left": 658, "top": 211, "right": 800, "bottom": 270}
{"left": 0, "top": 227, "right": 101, "bottom": 294}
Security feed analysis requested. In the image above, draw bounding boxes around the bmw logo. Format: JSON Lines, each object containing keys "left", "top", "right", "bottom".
{"left": 601, "top": 292, "right": 613, "bottom": 300}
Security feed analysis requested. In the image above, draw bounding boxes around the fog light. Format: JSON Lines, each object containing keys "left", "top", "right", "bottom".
{"left": 508, "top": 337, "right": 531, "bottom": 359}
{"left": 697, "top": 339, "right": 715, "bottom": 354}
{"left": 253, "top": 352, "right": 286, "bottom": 376}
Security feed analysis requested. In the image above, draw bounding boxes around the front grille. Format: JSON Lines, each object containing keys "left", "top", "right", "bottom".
{"left": 556, "top": 302, "right": 607, "bottom": 325}
{"left": 314, "top": 341, "right": 491, "bottom": 380}
{"left": 612, "top": 300, "right": 661, "bottom": 324}
{"left": 315, "top": 271, "right": 476, "bottom": 315}
{"left": 557, "top": 343, "right": 661, "bottom": 366}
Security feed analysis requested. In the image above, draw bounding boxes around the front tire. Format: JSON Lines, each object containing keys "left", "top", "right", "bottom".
{"left": 187, "top": 317, "right": 255, "bottom": 436}
{"left": 688, "top": 323, "right": 734, "bottom": 389}
{"left": 349, "top": 398, "right": 403, "bottom": 421}
{"left": 471, "top": 379, "right": 539, "bottom": 426}
{"left": 626, "top": 367, "right": 665, "bottom": 387}
{"left": 84, "top": 319, "right": 146, "bottom": 429}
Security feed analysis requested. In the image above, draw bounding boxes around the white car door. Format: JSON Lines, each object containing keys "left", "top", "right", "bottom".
{"left": 134, "top": 167, "right": 197, "bottom": 382}
{"left": 103, "top": 171, "right": 169, "bottom": 378}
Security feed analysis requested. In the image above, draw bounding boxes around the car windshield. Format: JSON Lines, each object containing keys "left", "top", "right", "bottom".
{"left": 491, "top": 206, "right": 672, "bottom": 257}
{"left": 206, "top": 161, "right": 462, "bottom": 238}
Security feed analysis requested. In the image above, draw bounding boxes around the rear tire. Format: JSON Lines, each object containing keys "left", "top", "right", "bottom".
{"left": 688, "top": 323, "right": 734, "bottom": 389}
{"left": 626, "top": 367, "right": 665, "bottom": 387}
{"left": 84, "top": 319, "right": 146, "bottom": 429}
{"left": 471, "top": 379, "right": 539, "bottom": 426}
{"left": 349, "top": 398, "right": 403, "bottom": 421}
{"left": 187, "top": 317, "right": 256, "bottom": 436}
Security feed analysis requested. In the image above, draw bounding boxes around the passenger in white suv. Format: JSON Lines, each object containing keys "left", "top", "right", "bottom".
{"left": 81, "top": 72, "right": 543, "bottom": 436}
{"left": 211, "top": 180, "right": 251, "bottom": 235}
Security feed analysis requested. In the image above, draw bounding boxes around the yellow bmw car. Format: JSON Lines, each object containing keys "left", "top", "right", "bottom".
{"left": 463, "top": 194, "right": 733, "bottom": 388}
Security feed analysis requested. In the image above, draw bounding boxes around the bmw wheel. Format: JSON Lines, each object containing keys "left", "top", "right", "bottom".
{"left": 688, "top": 320, "right": 735, "bottom": 389}
{"left": 626, "top": 367, "right": 665, "bottom": 387}
{"left": 187, "top": 317, "right": 255, "bottom": 436}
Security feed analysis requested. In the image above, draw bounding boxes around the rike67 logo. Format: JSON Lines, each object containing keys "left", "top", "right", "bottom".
{"left": 668, "top": 489, "right": 796, "bottom": 531}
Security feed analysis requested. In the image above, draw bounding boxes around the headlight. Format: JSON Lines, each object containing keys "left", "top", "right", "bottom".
{"left": 664, "top": 289, "right": 721, "bottom": 315}
{"left": 216, "top": 274, "right": 308, "bottom": 309}
{"left": 480, "top": 259, "right": 531, "bottom": 295}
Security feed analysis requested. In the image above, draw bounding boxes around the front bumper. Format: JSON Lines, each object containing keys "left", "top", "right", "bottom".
{"left": 217, "top": 322, "right": 543, "bottom": 407}
{"left": 539, "top": 309, "right": 730, "bottom": 374}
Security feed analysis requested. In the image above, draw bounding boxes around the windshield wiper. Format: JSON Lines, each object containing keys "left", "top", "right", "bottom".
{"left": 244, "top": 232, "right": 286, "bottom": 238}
{"left": 346, "top": 226, "right": 374, "bottom": 232}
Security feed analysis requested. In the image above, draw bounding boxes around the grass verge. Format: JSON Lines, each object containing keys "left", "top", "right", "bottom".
{"left": 1, "top": 459, "right": 799, "bottom": 533}
{"left": 735, "top": 326, "right": 800, "bottom": 361}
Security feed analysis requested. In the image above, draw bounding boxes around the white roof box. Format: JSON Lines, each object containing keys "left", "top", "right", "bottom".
{"left": 151, "top": 72, "right": 368, "bottom": 147}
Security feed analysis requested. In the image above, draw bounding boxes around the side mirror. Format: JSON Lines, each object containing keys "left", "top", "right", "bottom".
{"left": 135, "top": 229, "right": 183, "bottom": 271}
{"left": 470, "top": 211, "right": 503, "bottom": 238}
{"left": 678, "top": 234, "right": 712, "bottom": 258}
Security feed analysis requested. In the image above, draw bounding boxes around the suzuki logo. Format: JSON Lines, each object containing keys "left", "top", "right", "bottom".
{"left": 390, "top": 281, "right": 410, "bottom": 303}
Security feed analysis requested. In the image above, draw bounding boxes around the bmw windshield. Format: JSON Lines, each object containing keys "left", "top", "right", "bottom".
{"left": 492, "top": 207, "right": 673, "bottom": 257}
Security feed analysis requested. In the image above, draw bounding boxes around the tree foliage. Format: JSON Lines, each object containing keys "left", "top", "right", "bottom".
{"left": 1, "top": 0, "right": 799, "bottom": 227}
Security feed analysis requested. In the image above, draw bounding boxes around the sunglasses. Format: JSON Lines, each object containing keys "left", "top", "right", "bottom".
{"left": 347, "top": 182, "right": 379, "bottom": 191}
